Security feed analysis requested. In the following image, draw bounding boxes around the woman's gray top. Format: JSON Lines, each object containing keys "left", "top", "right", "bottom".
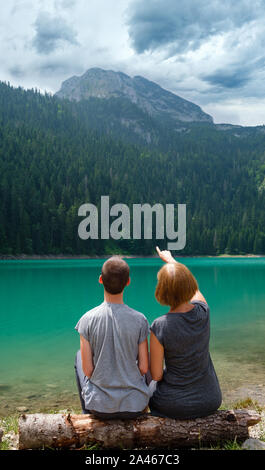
{"left": 149, "top": 300, "right": 222, "bottom": 419}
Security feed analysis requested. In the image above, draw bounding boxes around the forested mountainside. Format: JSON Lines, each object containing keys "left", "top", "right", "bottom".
{"left": 0, "top": 80, "right": 265, "bottom": 256}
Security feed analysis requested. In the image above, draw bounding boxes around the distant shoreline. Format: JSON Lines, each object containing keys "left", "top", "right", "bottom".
{"left": 0, "top": 253, "right": 263, "bottom": 260}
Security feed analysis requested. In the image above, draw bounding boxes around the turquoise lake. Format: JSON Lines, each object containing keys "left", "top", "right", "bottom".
{"left": 0, "top": 258, "right": 265, "bottom": 416}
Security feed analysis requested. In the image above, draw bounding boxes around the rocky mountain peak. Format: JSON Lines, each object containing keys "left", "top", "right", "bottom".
{"left": 55, "top": 68, "right": 213, "bottom": 124}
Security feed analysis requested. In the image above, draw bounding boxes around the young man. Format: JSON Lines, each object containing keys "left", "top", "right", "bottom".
{"left": 74, "top": 255, "right": 151, "bottom": 419}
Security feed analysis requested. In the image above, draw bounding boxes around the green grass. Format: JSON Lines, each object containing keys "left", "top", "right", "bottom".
{"left": 80, "top": 443, "right": 104, "bottom": 450}
{"left": 207, "top": 437, "right": 243, "bottom": 451}
{"left": 231, "top": 397, "right": 263, "bottom": 413}
{"left": 0, "top": 414, "right": 19, "bottom": 450}
{"left": 0, "top": 414, "right": 19, "bottom": 435}
{"left": 0, "top": 440, "right": 10, "bottom": 450}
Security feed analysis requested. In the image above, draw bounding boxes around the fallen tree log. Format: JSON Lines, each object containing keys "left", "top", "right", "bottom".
{"left": 18, "top": 410, "right": 261, "bottom": 450}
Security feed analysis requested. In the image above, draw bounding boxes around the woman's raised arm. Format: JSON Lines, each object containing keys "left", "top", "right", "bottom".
{"left": 156, "top": 246, "right": 177, "bottom": 264}
{"left": 190, "top": 290, "right": 207, "bottom": 304}
{"left": 156, "top": 246, "right": 207, "bottom": 304}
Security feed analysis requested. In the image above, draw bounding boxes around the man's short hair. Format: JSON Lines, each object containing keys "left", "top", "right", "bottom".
{"left": 101, "top": 256, "right": 130, "bottom": 294}
{"left": 155, "top": 262, "right": 198, "bottom": 309}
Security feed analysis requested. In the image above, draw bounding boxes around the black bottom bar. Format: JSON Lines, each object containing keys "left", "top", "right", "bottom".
{"left": 0, "top": 449, "right": 264, "bottom": 467}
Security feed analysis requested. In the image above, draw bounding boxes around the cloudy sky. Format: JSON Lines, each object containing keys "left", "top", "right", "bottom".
{"left": 2, "top": 0, "right": 265, "bottom": 126}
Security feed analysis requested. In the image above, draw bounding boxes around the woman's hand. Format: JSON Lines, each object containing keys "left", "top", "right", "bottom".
{"left": 156, "top": 246, "right": 176, "bottom": 264}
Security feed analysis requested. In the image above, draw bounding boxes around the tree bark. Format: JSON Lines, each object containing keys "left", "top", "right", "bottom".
{"left": 18, "top": 409, "right": 261, "bottom": 450}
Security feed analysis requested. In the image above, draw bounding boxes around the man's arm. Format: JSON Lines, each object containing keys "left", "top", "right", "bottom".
{"left": 80, "top": 334, "right": 94, "bottom": 378}
{"left": 138, "top": 338, "right": 149, "bottom": 375}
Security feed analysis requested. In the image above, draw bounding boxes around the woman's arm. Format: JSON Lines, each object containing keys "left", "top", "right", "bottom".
{"left": 150, "top": 331, "right": 164, "bottom": 381}
{"left": 156, "top": 246, "right": 207, "bottom": 305}
{"left": 80, "top": 334, "right": 94, "bottom": 378}
{"left": 156, "top": 246, "right": 177, "bottom": 264}
{"left": 138, "top": 338, "right": 149, "bottom": 375}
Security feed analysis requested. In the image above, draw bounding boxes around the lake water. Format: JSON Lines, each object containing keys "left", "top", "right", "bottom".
{"left": 0, "top": 258, "right": 265, "bottom": 416}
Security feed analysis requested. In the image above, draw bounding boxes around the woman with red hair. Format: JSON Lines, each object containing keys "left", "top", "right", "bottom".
{"left": 149, "top": 247, "right": 222, "bottom": 419}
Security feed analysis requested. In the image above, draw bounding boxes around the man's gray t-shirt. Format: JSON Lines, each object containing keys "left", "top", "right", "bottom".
{"left": 75, "top": 301, "right": 151, "bottom": 413}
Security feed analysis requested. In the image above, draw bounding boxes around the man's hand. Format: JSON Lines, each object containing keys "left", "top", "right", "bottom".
{"left": 156, "top": 246, "right": 177, "bottom": 264}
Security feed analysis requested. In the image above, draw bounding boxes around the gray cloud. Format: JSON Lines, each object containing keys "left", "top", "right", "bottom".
{"left": 202, "top": 56, "right": 265, "bottom": 90}
{"left": 2, "top": 0, "right": 265, "bottom": 125}
{"left": 127, "top": 0, "right": 263, "bottom": 54}
{"left": 37, "top": 59, "right": 84, "bottom": 77}
{"left": 32, "top": 12, "right": 78, "bottom": 54}
{"left": 203, "top": 72, "right": 249, "bottom": 89}
{"left": 8, "top": 65, "right": 25, "bottom": 78}
{"left": 57, "top": 0, "right": 76, "bottom": 8}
